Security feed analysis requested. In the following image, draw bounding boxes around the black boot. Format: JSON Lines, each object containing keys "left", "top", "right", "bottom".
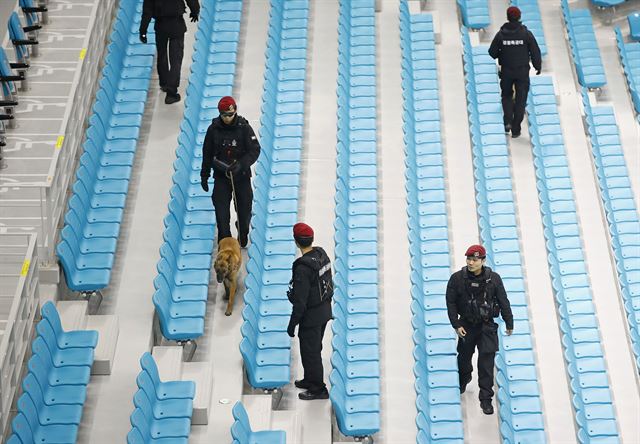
{"left": 480, "top": 399, "right": 494, "bottom": 415}
{"left": 165, "top": 92, "right": 181, "bottom": 104}
{"left": 299, "top": 388, "right": 329, "bottom": 400}
{"left": 294, "top": 379, "right": 312, "bottom": 389}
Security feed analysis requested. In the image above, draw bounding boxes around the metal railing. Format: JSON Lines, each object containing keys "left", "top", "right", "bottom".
{"left": 0, "top": 233, "right": 39, "bottom": 436}
{"left": 0, "top": 0, "right": 117, "bottom": 266}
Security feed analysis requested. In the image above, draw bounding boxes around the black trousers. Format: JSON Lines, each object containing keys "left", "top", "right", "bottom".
{"left": 457, "top": 322, "right": 498, "bottom": 401}
{"left": 500, "top": 72, "right": 530, "bottom": 134}
{"left": 154, "top": 19, "right": 185, "bottom": 95}
{"left": 212, "top": 175, "right": 253, "bottom": 242}
{"left": 299, "top": 322, "right": 328, "bottom": 393}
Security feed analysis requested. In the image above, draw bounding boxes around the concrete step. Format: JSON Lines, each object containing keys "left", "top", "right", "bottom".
{"left": 56, "top": 300, "right": 89, "bottom": 331}
{"left": 297, "top": 396, "right": 332, "bottom": 444}
{"left": 243, "top": 394, "right": 273, "bottom": 431}
{"left": 86, "top": 314, "right": 118, "bottom": 375}
{"left": 152, "top": 345, "right": 183, "bottom": 381}
{"left": 57, "top": 301, "right": 118, "bottom": 375}
{"left": 271, "top": 410, "right": 300, "bottom": 444}
{"left": 182, "top": 361, "right": 212, "bottom": 425}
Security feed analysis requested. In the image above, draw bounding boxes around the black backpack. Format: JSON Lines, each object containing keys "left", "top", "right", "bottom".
{"left": 296, "top": 249, "right": 334, "bottom": 306}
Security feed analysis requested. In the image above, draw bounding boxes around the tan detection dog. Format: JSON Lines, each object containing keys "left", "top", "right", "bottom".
{"left": 214, "top": 237, "right": 242, "bottom": 316}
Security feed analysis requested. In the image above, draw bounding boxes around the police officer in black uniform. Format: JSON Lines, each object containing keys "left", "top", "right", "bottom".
{"left": 139, "top": 0, "right": 200, "bottom": 104}
{"left": 200, "top": 96, "right": 260, "bottom": 247}
{"left": 446, "top": 245, "right": 514, "bottom": 415}
{"left": 287, "top": 223, "right": 333, "bottom": 401}
{"left": 489, "top": 6, "right": 542, "bottom": 138}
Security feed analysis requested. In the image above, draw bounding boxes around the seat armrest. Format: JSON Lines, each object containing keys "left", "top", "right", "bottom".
{"left": 11, "top": 38, "right": 38, "bottom": 45}
{"left": 0, "top": 74, "right": 24, "bottom": 82}
{"left": 22, "top": 6, "right": 48, "bottom": 13}
{"left": 23, "top": 25, "right": 41, "bottom": 33}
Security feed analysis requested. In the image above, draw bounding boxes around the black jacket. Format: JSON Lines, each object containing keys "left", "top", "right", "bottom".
{"left": 488, "top": 22, "right": 542, "bottom": 75}
{"left": 288, "top": 247, "right": 333, "bottom": 329}
{"left": 446, "top": 266, "right": 514, "bottom": 330}
{"left": 140, "top": 0, "right": 200, "bottom": 35}
{"left": 200, "top": 115, "right": 261, "bottom": 181}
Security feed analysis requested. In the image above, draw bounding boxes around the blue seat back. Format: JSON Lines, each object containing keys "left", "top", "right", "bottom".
{"left": 8, "top": 12, "right": 30, "bottom": 62}
{"left": 0, "top": 47, "right": 17, "bottom": 97}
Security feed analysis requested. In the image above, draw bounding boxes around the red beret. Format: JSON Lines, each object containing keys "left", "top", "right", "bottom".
{"left": 293, "top": 222, "right": 314, "bottom": 239}
{"left": 218, "top": 96, "right": 236, "bottom": 113}
{"left": 465, "top": 244, "right": 486, "bottom": 258}
{"left": 507, "top": 6, "right": 521, "bottom": 21}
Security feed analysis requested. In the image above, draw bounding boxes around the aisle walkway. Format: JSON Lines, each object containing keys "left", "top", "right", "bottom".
{"left": 378, "top": 2, "right": 417, "bottom": 443}
{"left": 191, "top": 0, "right": 269, "bottom": 441}
{"left": 487, "top": 1, "right": 576, "bottom": 443}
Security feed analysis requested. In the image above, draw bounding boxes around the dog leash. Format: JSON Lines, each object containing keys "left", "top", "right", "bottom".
{"left": 226, "top": 169, "right": 240, "bottom": 241}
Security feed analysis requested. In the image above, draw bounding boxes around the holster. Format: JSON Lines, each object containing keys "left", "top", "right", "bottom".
{"left": 478, "top": 321, "right": 499, "bottom": 354}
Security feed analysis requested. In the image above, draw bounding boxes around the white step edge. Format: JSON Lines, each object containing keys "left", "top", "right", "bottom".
{"left": 469, "top": 30, "right": 481, "bottom": 46}
{"left": 243, "top": 394, "right": 273, "bottom": 431}
{"left": 271, "top": 410, "right": 300, "bottom": 443}
{"left": 152, "top": 346, "right": 183, "bottom": 381}
{"left": 86, "top": 314, "right": 119, "bottom": 375}
{"left": 431, "top": 10, "right": 442, "bottom": 44}
{"left": 182, "top": 361, "right": 212, "bottom": 425}
{"left": 56, "top": 300, "right": 89, "bottom": 331}
{"left": 297, "top": 396, "right": 332, "bottom": 444}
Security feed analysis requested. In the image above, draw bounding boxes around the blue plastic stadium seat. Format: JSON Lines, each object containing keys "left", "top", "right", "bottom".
{"left": 629, "top": 13, "right": 640, "bottom": 40}
{"left": 231, "top": 402, "right": 286, "bottom": 444}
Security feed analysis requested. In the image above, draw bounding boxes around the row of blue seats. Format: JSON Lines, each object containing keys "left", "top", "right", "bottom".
{"left": 614, "top": 27, "right": 640, "bottom": 119}
{"left": 153, "top": 0, "right": 243, "bottom": 342}
{"left": 561, "top": 0, "right": 607, "bottom": 89}
{"left": 526, "top": 76, "right": 619, "bottom": 443}
{"left": 8, "top": 302, "right": 98, "bottom": 444}
{"left": 461, "top": 27, "right": 546, "bottom": 444}
{"left": 399, "top": 3, "right": 464, "bottom": 443}
{"left": 56, "top": 0, "right": 153, "bottom": 293}
{"left": 231, "top": 401, "right": 286, "bottom": 443}
{"left": 580, "top": 89, "right": 640, "bottom": 374}
{"left": 511, "top": 0, "right": 547, "bottom": 56}
{"left": 329, "top": 0, "right": 380, "bottom": 438}
{"left": 240, "top": 0, "right": 309, "bottom": 389}
{"left": 457, "top": 0, "right": 490, "bottom": 30}
{"left": 127, "top": 353, "right": 195, "bottom": 443}
{"left": 1, "top": 3, "right": 45, "bottom": 146}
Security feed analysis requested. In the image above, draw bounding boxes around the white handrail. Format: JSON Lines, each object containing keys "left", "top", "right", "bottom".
{"left": 0, "top": 232, "right": 39, "bottom": 436}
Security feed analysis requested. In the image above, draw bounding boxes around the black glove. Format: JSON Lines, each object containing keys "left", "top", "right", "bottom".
{"left": 200, "top": 179, "right": 209, "bottom": 192}
{"left": 190, "top": 12, "right": 199, "bottom": 22}
{"left": 536, "top": 69, "right": 541, "bottom": 75}
{"left": 287, "top": 323, "right": 295, "bottom": 338}
{"left": 228, "top": 161, "right": 242, "bottom": 176}
{"left": 139, "top": 33, "right": 147, "bottom": 44}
